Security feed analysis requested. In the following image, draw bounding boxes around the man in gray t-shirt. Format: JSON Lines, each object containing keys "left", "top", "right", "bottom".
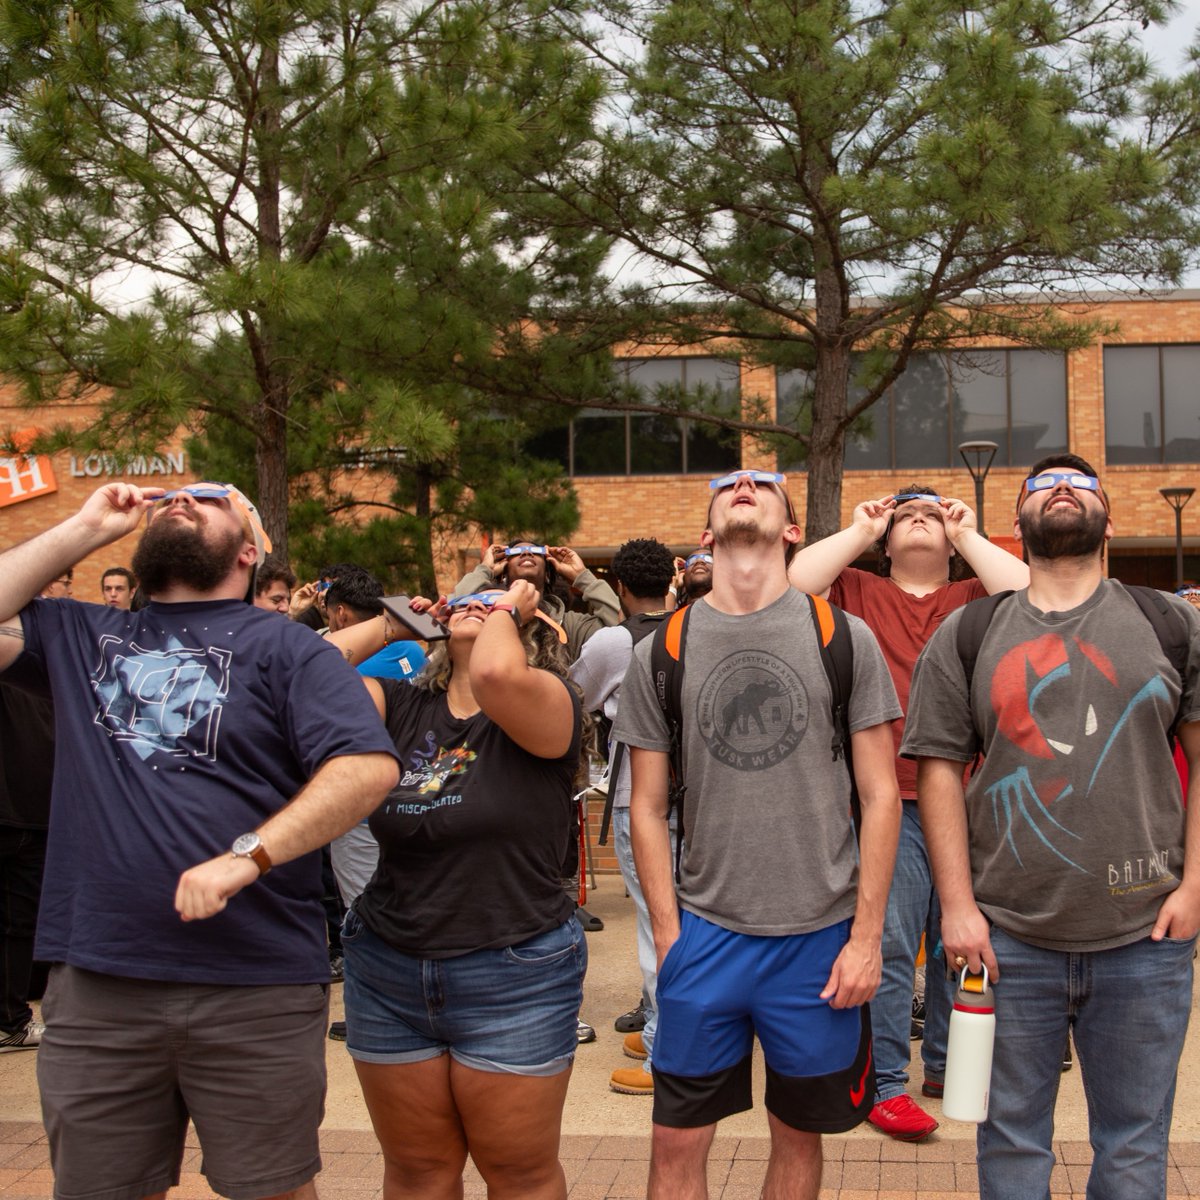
{"left": 902, "top": 453, "right": 1200, "bottom": 1200}
{"left": 615, "top": 468, "right": 901, "bottom": 1200}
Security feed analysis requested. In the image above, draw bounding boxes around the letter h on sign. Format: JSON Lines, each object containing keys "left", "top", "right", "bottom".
{"left": 0, "top": 448, "right": 57, "bottom": 507}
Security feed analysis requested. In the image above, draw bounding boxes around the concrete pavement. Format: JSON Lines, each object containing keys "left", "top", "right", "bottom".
{"left": 4, "top": 881, "right": 1200, "bottom": 1197}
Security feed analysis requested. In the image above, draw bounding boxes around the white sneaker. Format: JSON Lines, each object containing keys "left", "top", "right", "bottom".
{"left": 0, "top": 1017, "right": 43, "bottom": 1052}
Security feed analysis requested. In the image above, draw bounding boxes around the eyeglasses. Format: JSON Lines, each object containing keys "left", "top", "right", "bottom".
{"left": 685, "top": 552, "right": 713, "bottom": 568}
{"left": 1025, "top": 472, "right": 1100, "bottom": 493}
{"left": 503, "top": 544, "right": 548, "bottom": 558}
{"left": 708, "top": 470, "right": 786, "bottom": 491}
{"left": 446, "top": 591, "right": 507, "bottom": 610}
{"left": 892, "top": 492, "right": 943, "bottom": 505}
{"left": 156, "top": 484, "right": 234, "bottom": 503}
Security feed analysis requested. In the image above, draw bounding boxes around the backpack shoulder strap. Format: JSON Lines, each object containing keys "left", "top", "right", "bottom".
{"left": 956, "top": 590, "right": 1014, "bottom": 700}
{"left": 599, "top": 611, "right": 673, "bottom": 844}
{"left": 1118, "top": 583, "right": 1190, "bottom": 741}
{"left": 807, "top": 594, "right": 860, "bottom": 835}
{"left": 650, "top": 604, "right": 691, "bottom": 882}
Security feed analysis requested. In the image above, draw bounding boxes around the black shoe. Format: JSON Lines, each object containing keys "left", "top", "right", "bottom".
{"left": 1062, "top": 1039, "right": 1073, "bottom": 1072}
{"left": 576, "top": 1017, "right": 596, "bottom": 1044}
{"left": 910, "top": 992, "right": 925, "bottom": 1040}
{"left": 328, "top": 1021, "right": 347, "bottom": 1041}
{"left": 576, "top": 906, "right": 604, "bottom": 932}
{"left": 329, "top": 955, "right": 345, "bottom": 983}
{"left": 615, "top": 1001, "right": 649, "bottom": 1033}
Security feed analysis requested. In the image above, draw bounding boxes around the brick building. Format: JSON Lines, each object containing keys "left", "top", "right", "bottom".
{"left": 3, "top": 290, "right": 1200, "bottom": 600}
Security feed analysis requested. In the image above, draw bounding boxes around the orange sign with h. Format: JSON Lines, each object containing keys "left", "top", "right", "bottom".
{"left": 0, "top": 429, "right": 58, "bottom": 507}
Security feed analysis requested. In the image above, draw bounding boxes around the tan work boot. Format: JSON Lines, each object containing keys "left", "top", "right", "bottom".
{"left": 622, "top": 1031, "right": 647, "bottom": 1060}
{"left": 610, "top": 1066, "right": 654, "bottom": 1095}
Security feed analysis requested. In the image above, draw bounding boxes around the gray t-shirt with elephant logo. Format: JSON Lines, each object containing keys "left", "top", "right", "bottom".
{"left": 614, "top": 588, "right": 901, "bottom": 936}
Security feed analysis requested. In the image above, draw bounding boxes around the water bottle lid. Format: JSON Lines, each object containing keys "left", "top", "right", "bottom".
{"left": 955, "top": 963, "right": 994, "bottom": 1009}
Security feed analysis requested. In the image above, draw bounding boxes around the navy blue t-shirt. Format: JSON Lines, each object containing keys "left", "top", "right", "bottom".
{"left": 14, "top": 597, "right": 398, "bottom": 985}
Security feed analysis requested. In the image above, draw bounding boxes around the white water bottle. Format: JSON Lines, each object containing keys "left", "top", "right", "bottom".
{"left": 942, "top": 965, "right": 996, "bottom": 1123}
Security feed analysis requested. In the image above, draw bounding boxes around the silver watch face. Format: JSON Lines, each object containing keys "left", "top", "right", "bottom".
{"left": 231, "top": 833, "right": 261, "bottom": 856}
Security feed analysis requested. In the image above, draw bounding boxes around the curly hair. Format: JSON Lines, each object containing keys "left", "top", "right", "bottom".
{"left": 609, "top": 538, "right": 675, "bottom": 600}
{"left": 874, "top": 483, "right": 968, "bottom": 580}
{"left": 414, "top": 612, "right": 568, "bottom": 693}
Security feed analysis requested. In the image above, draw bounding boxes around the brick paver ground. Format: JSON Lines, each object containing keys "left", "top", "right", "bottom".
{"left": 5, "top": 1120, "right": 1200, "bottom": 1199}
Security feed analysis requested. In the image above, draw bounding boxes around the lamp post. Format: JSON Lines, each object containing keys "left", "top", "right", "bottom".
{"left": 1159, "top": 486, "right": 1195, "bottom": 591}
{"left": 958, "top": 440, "right": 1000, "bottom": 538}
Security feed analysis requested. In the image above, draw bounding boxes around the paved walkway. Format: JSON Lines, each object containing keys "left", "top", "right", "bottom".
{"left": 5, "top": 886, "right": 1200, "bottom": 1198}
{"left": 5, "top": 1121, "right": 1200, "bottom": 1198}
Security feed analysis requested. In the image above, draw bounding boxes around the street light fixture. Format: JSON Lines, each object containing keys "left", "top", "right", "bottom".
{"left": 958, "top": 440, "right": 999, "bottom": 538}
{"left": 1159, "top": 486, "right": 1195, "bottom": 591}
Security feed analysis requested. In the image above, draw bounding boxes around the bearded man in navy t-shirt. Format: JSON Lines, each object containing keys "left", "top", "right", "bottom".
{"left": 0, "top": 480, "right": 399, "bottom": 1200}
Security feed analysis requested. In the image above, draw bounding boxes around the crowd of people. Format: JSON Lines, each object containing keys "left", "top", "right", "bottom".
{"left": 0, "top": 451, "right": 1197, "bottom": 1200}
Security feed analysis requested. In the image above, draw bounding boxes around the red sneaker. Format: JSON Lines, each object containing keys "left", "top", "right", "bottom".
{"left": 868, "top": 1095, "right": 939, "bottom": 1142}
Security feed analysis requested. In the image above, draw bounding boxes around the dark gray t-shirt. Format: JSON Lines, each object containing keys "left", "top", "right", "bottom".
{"left": 901, "top": 580, "right": 1200, "bottom": 951}
{"left": 614, "top": 589, "right": 901, "bottom": 936}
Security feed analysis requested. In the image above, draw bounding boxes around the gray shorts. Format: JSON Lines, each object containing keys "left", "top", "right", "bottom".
{"left": 37, "top": 965, "right": 329, "bottom": 1200}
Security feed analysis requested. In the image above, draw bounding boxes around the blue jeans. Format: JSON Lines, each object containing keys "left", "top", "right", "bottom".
{"left": 978, "top": 925, "right": 1195, "bottom": 1200}
{"left": 870, "top": 801, "right": 951, "bottom": 1101}
{"left": 613, "top": 807, "right": 657, "bottom": 1074}
{"left": 343, "top": 911, "right": 586, "bottom": 1075}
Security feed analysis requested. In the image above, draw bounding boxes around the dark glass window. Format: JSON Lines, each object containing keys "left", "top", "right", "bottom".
{"left": 530, "top": 357, "right": 741, "bottom": 477}
{"left": 778, "top": 350, "right": 1067, "bottom": 470}
{"left": 1103, "top": 345, "right": 1200, "bottom": 464}
{"left": 1163, "top": 348, "right": 1200, "bottom": 464}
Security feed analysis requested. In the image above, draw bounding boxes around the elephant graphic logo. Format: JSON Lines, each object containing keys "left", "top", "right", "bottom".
{"left": 698, "top": 651, "right": 808, "bottom": 771}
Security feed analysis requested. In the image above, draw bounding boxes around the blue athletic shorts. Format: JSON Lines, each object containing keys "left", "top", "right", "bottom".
{"left": 342, "top": 909, "right": 586, "bottom": 1076}
{"left": 652, "top": 910, "right": 874, "bottom": 1131}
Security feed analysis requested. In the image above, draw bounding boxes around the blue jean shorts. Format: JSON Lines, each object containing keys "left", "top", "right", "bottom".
{"left": 342, "top": 909, "right": 587, "bottom": 1076}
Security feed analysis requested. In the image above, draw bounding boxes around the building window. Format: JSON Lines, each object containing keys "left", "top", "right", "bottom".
{"left": 525, "top": 357, "right": 741, "bottom": 476}
{"left": 777, "top": 349, "right": 1068, "bottom": 470}
{"left": 1104, "top": 345, "right": 1200, "bottom": 464}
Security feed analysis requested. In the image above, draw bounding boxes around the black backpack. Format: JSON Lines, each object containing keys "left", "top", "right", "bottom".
{"left": 596, "top": 610, "right": 672, "bottom": 845}
{"left": 647, "top": 594, "right": 859, "bottom": 882}
{"left": 955, "top": 582, "right": 1191, "bottom": 746}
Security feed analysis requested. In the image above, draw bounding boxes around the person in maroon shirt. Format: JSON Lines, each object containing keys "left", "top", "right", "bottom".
{"left": 788, "top": 486, "right": 1028, "bottom": 1142}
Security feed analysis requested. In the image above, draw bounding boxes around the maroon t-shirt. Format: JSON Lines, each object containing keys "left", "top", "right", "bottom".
{"left": 829, "top": 568, "right": 985, "bottom": 798}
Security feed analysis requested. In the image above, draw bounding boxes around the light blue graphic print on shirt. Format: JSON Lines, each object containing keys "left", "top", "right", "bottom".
{"left": 90, "top": 633, "right": 231, "bottom": 761}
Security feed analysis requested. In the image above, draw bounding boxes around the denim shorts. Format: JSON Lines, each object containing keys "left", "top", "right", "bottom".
{"left": 342, "top": 909, "right": 587, "bottom": 1076}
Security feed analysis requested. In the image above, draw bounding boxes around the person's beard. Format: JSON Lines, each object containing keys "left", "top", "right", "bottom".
{"left": 711, "top": 510, "right": 776, "bottom": 554}
{"left": 132, "top": 513, "right": 244, "bottom": 596}
{"left": 1018, "top": 498, "right": 1108, "bottom": 560}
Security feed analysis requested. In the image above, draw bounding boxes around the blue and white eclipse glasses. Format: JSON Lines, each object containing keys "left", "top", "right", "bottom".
{"left": 156, "top": 484, "right": 233, "bottom": 503}
{"left": 892, "top": 492, "right": 943, "bottom": 505}
{"left": 503, "top": 543, "right": 548, "bottom": 558}
{"left": 1025, "top": 471, "right": 1100, "bottom": 493}
{"left": 709, "top": 469, "right": 786, "bottom": 490}
{"left": 685, "top": 552, "right": 713, "bottom": 568}
{"left": 447, "top": 591, "right": 507, "bottom": 610}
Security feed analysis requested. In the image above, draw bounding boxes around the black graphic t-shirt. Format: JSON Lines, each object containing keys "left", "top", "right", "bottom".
{"left": 15, "top": 597, "right": 398, "bottom": 984}
{"left": 356, "top": 678, "right": 581, "bottom": 957}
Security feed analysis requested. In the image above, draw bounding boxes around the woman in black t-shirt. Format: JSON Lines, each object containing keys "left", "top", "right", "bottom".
{"left": 332, "top": 581, "right": 586, "bottom": 1200}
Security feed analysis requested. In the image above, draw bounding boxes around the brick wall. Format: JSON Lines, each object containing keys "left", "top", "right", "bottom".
{"left": 4, "top": 293, "right": 1200, "bottom": 592}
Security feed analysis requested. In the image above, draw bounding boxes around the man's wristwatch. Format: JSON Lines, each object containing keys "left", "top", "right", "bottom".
{"left": 230, "top": 832, "right": 272, "bottom": 876}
